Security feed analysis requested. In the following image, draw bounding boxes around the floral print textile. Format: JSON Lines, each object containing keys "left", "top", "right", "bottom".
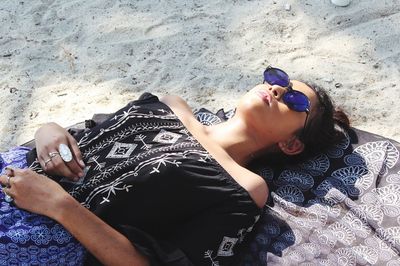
{"left": 0, "top": 147, "right": 86, "bottom": 265}
{"left": 195, "top": 108, "right": 400, "bottom": 266}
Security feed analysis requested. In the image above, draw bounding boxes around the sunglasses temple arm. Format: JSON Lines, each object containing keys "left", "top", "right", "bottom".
{"left": 300, "top": 110, "right": 310, "bottom": 141}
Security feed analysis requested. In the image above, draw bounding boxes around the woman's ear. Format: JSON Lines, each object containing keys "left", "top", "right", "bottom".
{"left": 278, "top": 137, "right": 304, "bottom": 155}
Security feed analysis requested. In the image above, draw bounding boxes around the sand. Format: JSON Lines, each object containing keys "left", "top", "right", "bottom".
{"left": 1, "top": 0, "right": 399, "bottom": 151}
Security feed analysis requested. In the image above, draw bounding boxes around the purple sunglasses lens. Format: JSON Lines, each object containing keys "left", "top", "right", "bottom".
{"left": 263, "top": 68, "right": 290, "bottom": 87}
{"left": 282, "top": 91, "right": 310, "bottom": 112}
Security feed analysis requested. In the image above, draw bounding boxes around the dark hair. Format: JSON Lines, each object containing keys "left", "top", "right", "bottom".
{"left": 290, "top": 82, "right": 350, "bottom": 163}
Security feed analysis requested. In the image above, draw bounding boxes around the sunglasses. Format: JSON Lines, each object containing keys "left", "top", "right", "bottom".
{"left": 263, "top": 66, "right": 311, "bottom": 140}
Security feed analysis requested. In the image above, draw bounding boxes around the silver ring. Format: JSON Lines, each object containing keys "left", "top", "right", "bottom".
{"left": 49, "top": 151, "right": 59, "bottom": 158}
{"left": 6, "top": 175, "right": 12, "bottom": 188}
{"left": 59, "top": 144, "right": 73, "bottom": 163}
{"left": 4, "top": 192, "right": 13, "bottom": 203}
{"left": 2, "top": 187, "right": 13, "bottom": 203}
{"left": 44, "top": 157, "right": 53, "bottom": 166}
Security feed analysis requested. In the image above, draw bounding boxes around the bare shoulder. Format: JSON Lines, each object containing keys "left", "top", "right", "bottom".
{"left": 231, "top": 165, "right": 269, "bottom": 208}
{"left": 160, "top": 95, "right": 197, "bottom": 128}
{"left": 222, "top": 158, "right": 269, "bottom": 208}
{"left": 160, "top": 95, "right": 192, "bottom": 115}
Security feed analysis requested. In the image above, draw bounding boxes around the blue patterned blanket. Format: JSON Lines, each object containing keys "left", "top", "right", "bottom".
{"left": 0, "top": 147, "right": 86, "bottom": 265}
{"left": 194, "top": 108, "right": 400, "bottom": 266}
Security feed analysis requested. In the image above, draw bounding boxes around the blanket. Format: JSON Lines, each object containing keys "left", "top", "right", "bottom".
{"left": 194, "top": 108, "right": 400, "bottom": 266}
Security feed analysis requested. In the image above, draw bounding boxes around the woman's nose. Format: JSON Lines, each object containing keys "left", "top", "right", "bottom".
{"left": 268, "top": 86, "right": 286, "bottom": 100}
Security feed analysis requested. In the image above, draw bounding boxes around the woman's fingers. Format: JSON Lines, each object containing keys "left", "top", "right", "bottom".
{"left": 1, "top": 169, "right": 18, "bottom": 202}
{"left": 1, "top": 168, "right": 23, "bottom": 197}
{"left": 68, "top": 135, "right": 85, "bottom": 168}
{"left": 0, "top": 168, "right": 68, "bottom": 217}
{"left": 0, "top": 174, "right": 10, "bottom": 187}
{"left": 5, "top": 167, "right": 14, "bottom": 177}
{"left": 34, "top": 122, "right": 85, "bottom": 180}
{"left": 44, "top": 154, "right": 82, "bottom": 180}
{"left": 0, "top": 167, "right": 15, "bottom": 187}
{"left": 39, "top": 143, "right": 84, "bottom": 181}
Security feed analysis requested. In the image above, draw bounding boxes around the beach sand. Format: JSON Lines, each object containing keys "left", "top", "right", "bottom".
{"left": 1, "top": 0, "right": 399, "bottom": 151}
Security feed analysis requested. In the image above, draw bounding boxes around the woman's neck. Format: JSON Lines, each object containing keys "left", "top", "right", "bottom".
{"left": 204, "top": 116, "right": 274, "bottom": 166}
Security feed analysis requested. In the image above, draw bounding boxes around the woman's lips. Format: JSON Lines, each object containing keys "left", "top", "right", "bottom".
{"left": 257, "top": 90, "right": 271, "bottom": 105}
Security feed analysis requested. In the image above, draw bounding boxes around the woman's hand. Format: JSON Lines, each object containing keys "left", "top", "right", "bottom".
{"left": 0, "top": 168, "right": 71, "bottom": 219}
{"left": 35, "top": 122, "right": 85, "bottom": 181}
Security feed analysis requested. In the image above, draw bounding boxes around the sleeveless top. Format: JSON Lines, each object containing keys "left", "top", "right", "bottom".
{"left": 28, "top": 93, "right": 262, "bottom": 265}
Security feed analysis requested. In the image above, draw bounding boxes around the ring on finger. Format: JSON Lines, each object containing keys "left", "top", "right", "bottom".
{"left": 59, "top": 143, "right": 73, "bottom": 163}
{"left": 5, "top": 175, "right": 12, "bottom": 188}
{"left": 44, "top": 157, "right": 53, "bottom": 166}
{"left": 2, "top": 188, "right": 14, "bottom": 203}
{"left": 48, "top": 151, "right": 59, "bottom": 158}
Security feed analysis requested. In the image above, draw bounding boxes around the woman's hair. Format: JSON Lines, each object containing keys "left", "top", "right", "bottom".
{"left": 296, "top": 82, "right": 350, "bottom": 160}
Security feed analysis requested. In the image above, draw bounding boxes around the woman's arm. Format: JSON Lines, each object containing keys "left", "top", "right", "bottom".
{"left": 54, "top": 193, "right": 150, "bottom": 266}
{"left": 0, "top": 168, "right": 149, "bottom": 266}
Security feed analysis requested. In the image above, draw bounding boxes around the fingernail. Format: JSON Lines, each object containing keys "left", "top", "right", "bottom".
{"left": 79, "top": 160, "right": 85, "bottom": 167}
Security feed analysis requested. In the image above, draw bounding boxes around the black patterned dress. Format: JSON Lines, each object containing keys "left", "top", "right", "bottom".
{"left": 28, "top": 93, "right": 262, "bottom": 265}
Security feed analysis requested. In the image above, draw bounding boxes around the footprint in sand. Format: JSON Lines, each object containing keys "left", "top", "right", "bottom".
{"left": 144, "top": 21, "right": 182, "bottom": 39}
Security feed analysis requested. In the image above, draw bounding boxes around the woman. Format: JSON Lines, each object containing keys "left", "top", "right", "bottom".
{"left": 0, "top": 67, "right": 349, "bottom": 265}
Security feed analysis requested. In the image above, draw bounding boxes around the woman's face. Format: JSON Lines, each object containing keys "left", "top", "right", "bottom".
{"left": 237, "top": 80, "right": 318, "bottom": 143}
